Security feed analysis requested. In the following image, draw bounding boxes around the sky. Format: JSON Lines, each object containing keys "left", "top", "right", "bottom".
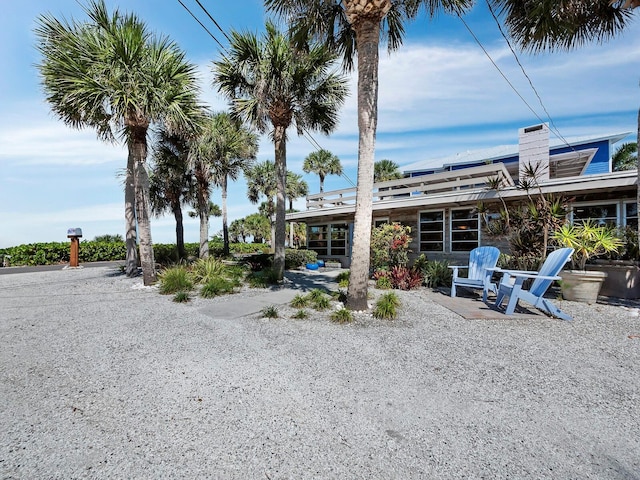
{"left": 1, "top": 1, "right": 638, "bottom": 248}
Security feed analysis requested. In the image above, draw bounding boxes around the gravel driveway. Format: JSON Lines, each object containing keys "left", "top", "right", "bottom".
{"left": 1, "top": 266, "right": 639, "bottom": 479}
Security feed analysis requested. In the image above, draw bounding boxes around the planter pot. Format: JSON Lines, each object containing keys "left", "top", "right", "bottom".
{"left": 587, "top": 263, "right": 640, "bottom": 299}
{"left": 324, "top": 262, "right": 341, "bottom": 269}
{"left": 559, "top": 270, "right": 607, "bottom": 304}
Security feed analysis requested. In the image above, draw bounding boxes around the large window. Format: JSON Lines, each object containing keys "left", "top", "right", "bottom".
{"left": 419, "top": 210, "right": 444, "bottom": 252}
{"left": 451, "top": 208, "right": 479, "bottom": 252}
{"left": 572, "top": 202, "right": 618, "bottom": 226}
{"left": 308, "top": 225, "right": 328, "bottom": 256}
{"left": 330, "top": 223, "right": 348, "bottom": 256}
{"left": 307, "top": 223, "right": 349, "bottom": 257}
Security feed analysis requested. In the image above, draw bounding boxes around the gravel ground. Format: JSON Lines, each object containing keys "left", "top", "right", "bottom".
{"left": 1, "top": 266, "right": 639, "bottom": 479}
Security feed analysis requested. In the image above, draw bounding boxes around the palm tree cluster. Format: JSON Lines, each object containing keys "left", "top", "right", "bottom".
{"left": 35, "top": 0, "right": 203, "bottom": 284}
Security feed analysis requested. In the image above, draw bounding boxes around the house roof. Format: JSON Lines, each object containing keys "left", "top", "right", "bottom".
{"left": 401, "top": 131, "right": 631, "bottom": 174}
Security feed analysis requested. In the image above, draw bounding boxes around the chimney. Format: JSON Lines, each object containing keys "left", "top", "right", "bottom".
{"left": 519, "top": 123, "right": 549, "bottom": 182}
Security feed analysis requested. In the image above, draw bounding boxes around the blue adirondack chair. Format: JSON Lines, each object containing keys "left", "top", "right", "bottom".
{"left": 492, "top": 247, "right": 574, "bottom": 320}
{"left": 449, "top": 246, "right": 501, "bottom": 302}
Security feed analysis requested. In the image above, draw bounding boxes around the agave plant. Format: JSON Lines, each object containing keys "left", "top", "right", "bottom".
{"left": 553, "top": 220, "right": 623, "bottom": 270}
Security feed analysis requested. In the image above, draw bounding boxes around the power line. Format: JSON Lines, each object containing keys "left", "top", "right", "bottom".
{"left": 194, "top": 0, "right": 232, "bottom": 43}
{"left": 485, "top": 0, "right": 575, "bottom": 151}
{"left": 176, "top": 0, "right": 227, "bottom": 52}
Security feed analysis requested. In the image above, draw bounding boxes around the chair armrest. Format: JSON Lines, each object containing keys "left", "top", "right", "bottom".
{"left": 447, "top": 265, "right": 468, "bottom": 269}
{"left": 503, "top": 272, "right": 561, "bottom": 281}
{"left": 493, "top": 268, "right": 539, "bottom": 275}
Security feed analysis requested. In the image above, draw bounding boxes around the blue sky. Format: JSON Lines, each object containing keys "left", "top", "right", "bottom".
{"left": 1, "top": 1, "right": 638, "bottom": 248}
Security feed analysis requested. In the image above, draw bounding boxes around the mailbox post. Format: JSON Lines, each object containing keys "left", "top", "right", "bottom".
{"left": 67, "top": 228, "right": 83, "bottom": 267}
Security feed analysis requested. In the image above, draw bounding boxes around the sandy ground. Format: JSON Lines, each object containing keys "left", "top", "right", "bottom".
{"left": 1, "top": 266, "right": 639, "bottom": 479}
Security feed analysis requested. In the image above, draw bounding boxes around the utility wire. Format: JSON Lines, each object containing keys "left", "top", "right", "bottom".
{"left": 194, "top": 0, "right": 232, "bottom": 43}
{"left": 177, "top": 0, "right": 227, "bottom": 52}
{"left": 456, "top": 12, "right": 550, "bottom": 128}
{"left": 485, "top": 0, "right": 575, "bottom": 151}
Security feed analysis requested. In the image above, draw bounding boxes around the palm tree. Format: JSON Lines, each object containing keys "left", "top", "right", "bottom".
{"left": 374, "top": 159, "right": 402, "bottom": 182}
{"left": 613, "top": 142, "right": 637, "bottom": 171}
{"left": 35, "top": 0, "right": 202, "bottom": 285}
{"left": 149, "top": 129, "right": 193, "bottom": 260}
{"left": 244, "top": 213, "right": 271, "bottom": 244}
{"left": 229, "top": 218, "right": 248, "bottom": 243}
{"left": 246, "top": 160, "right": 278, "bottom": 247}
{"left": 302, "top": 149, "right": 343, "bottom": 192}
{"left": 200, "top": 113, "right": 259, "bottom": 256}
{"left": 266, "top": 0, "right": 473, "bottom": 309}
{"left": 213, "top": 21, "right": 348, "bottom": 281}
{"left": 286, "top": 172, "right": 309, "bottom": 211}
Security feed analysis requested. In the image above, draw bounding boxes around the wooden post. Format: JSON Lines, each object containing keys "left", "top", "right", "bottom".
{"left": 69, "top": 237, "right": 80, "bottom": 267}
{"left": 67, "top": 228, "right": 83, "bottom": 268}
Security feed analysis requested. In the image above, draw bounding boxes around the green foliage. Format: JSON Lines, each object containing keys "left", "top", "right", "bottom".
{"left": 158, "top": 266, "right": 193, "bottom": 294}
{"left": 370, "top": 222, "right": 412, "bottom": 270}
{"left": 553, "top": 220, "right": 623, "bottom": 270}
{"left": 373, "top": 292, "right": 401, "bottom": 320}
{"left": 200, "top": 277, "right": 235, "bottom": 298}
{"left": 420, "top": 260, "right": 453, "bottom": 288}
{"left": 93, "top": 234, "right": 123, "bottom": 242}
{"left": 244, "top": 253, "right": 274, "bottom": 271}
{"left": 610, "top": 226, "right": 640, "bottom": 261}
{"left": 308, "top": 288, "right": 328, "bottom": 302}
{"left": 312, "top": 295, "right": 330, "bottom": 310}
{"left": 290, "top": 294, "right": 310, "bottom": 308}
{"left": 285, "top": 248, "right": 318, "bottom": 269}
{"left": 261, "top": 305, "right": 279, "bottom": 319}
{"left": 154, "top": 243, "right": 199, "bottom": 265}
{"left": 336, "top": 269, "right": 350, "bottom": 288}
{"left": 246, "top": 267, "right": 280, "bottom": 288}
{"left": 291, "top": 309, "right": 309, "bottom": 319}
{"left": 375, "top": 275, "right": 393, "bottom": 290}
{"left": 230, "top": 243, "right": 270, "bottom": 254}
{"left": 173, "top": 291, "right": 190, "bottom": 303}
{"left": 191, "top": 257, "right": 227, "bottom": 284}
{"left": 330, "top": 308, "right": 353, "bottom": 324}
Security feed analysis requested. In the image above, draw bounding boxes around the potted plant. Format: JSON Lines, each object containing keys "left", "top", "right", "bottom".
{"left": 589, "top": 226, "right": 640, "bottom": 299}
{"left": 552, "top": 220, "right": 623, "bottom": 303}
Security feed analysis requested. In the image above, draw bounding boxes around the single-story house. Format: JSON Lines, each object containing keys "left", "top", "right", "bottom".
{"left": 286, "top": 124, "right": 635, "bottom": 266}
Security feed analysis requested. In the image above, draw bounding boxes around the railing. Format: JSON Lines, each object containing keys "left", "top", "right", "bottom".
{"left": 306, "top": 163, "right": 514, "bottom": 210}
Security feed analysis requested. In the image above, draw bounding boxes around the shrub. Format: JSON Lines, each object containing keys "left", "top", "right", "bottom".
{"left": 290, "top": 294, "right": 310, "bottom": 308}
{"left": 336, "top": 270, "right": 350, "bottom": 283}
{"left": 370, "top": 222, "right": 412, "bottom": 270}
{"left": 330, "top": 308, "right": 353, "bottom": 324}
{"left": 292, "top": 309, "right": 309, "bottom": 319}
{"left": 285, "top": 248, "right": 318, "bottom": 269}
{"left": 200, "top": 277, "right": 235, "bottom": 298}
{"left": 192, "top": 257, "right": 227, "bottom": 284}
{"left": 389, "top": 266, "right": 423, "bottom": 290}
{"left": 173, "top": 291, "right": 190, "bottom": 303}
{"left": 421, "top": 260, "right": 453, "bottom": 288}
{"left": 373, "top": 292, "right": 401, "bottom": 320}
{"left": 261, "top": 305, "right": 279, "bottom": 318}
{"left": 312, "top": 295, "right": 330, "bottom": 310}
{"left": 244, "top": 253, "right": 273, "bottom": 271}
{"left": 158, "top": 266, "right": 193, "bottom": 294}
{"left": 375, "top": 275, "right": 392, "bottom": 290}
{"left": 246, "top": 267, "right": 280, "bottom": 288}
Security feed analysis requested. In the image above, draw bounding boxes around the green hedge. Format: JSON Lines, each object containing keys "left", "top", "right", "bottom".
{"left": 285, "top": 248, "right": 318, "bottom": 269}
{"left": 0, "top": 241, "right": 273, "bottom": 267}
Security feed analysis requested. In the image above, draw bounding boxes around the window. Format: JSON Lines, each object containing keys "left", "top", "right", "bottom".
{"left": 419, "top": 210, "right": 444, "bottom": 252}
{"left": 572, "top": 202, "right": 618, "bottom": 226}
{"left": 374, "top": 218, "right": 389, "bottom": 228}
{"left": 307, "top": 224, "right": 349, "bottom": 257}
{"left": 329, "top": 223, "right": 348, "bottom": 256}
{"left": 308, "top": 225, "right": 328, "bottom": 256}
{"left": 625, "top": 202, "right": 638, "bottom": 229}
{"left": 451, "top": 208, "right": 479, "bottom": 252}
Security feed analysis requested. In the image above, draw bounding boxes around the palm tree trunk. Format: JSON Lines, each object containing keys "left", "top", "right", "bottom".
{"left": 131, "top": 126, "right": 157, "bottom": 286}
{"left": 636, "top": 105, "right": 639, "bottom": 250}
{"left": 221, "top": 175, "right": 230, "bottom": 257}
{"left": 274, "top": 125, "right": 287, "bottom": 280}
{"left": 198, "top": 188, "right": 210, "bottom": 259}
{"left": 124, "top": 151, "right": 138, "bottom": 276}
{"left": 346, "top": 16, "right": 381, "bottom": 311}
{"left": 172, "top": 202, "right": 185, "bottom": 260}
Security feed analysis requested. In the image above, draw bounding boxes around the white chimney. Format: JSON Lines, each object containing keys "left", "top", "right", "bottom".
{"left": 518, "top": 123, "right": 550, "bottom": 182}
